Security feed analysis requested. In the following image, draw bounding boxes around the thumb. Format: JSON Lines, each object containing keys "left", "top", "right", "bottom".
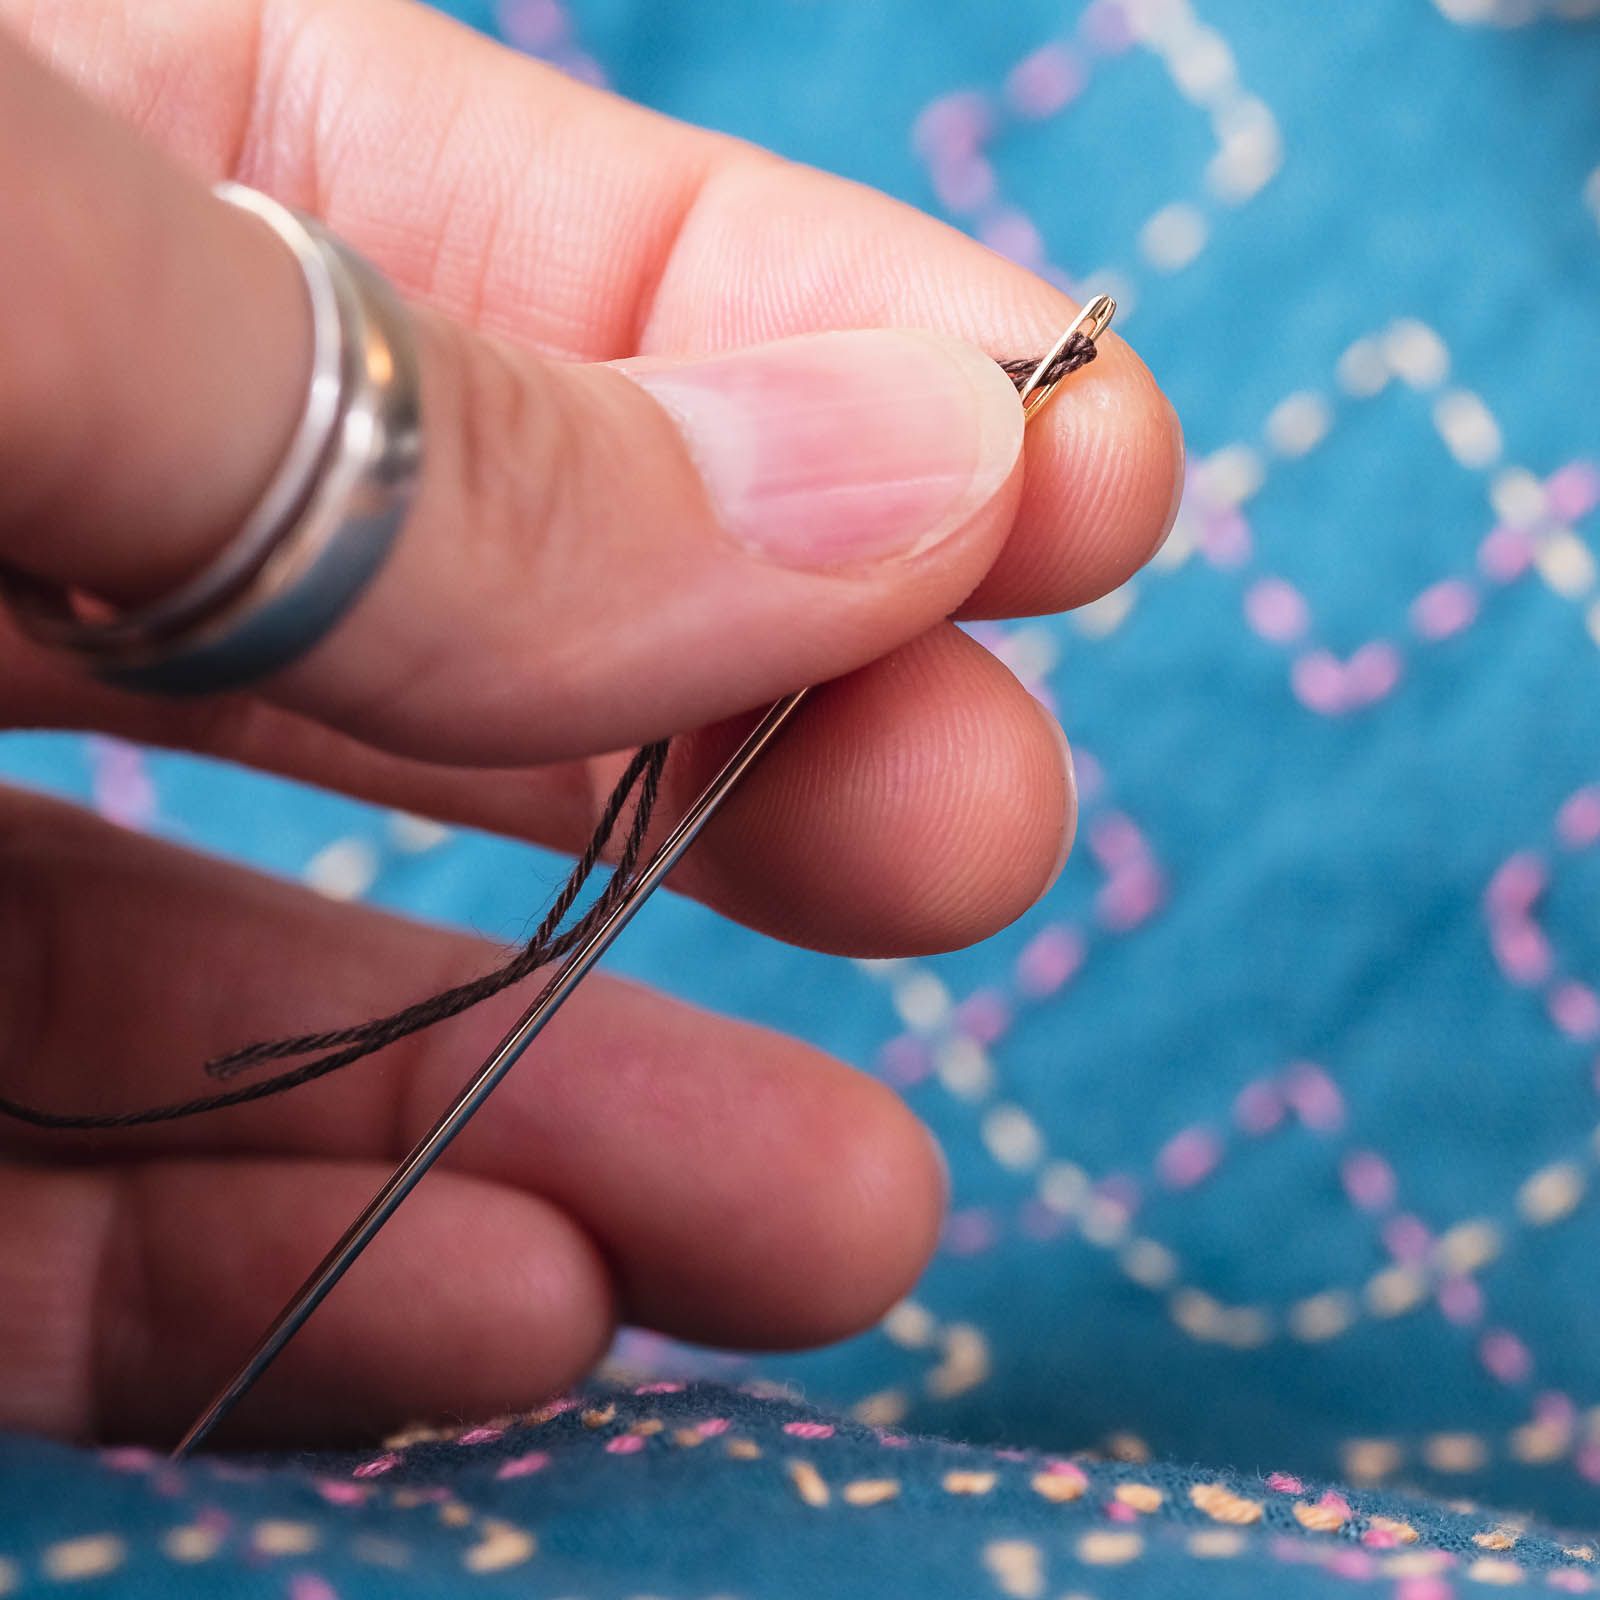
{"left": 0, "top": 30, "right": 1026, "bottom": 763}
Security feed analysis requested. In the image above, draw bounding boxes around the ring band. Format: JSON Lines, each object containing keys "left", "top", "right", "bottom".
{"left": 0, "top": 182, "right": 422, "bottom": 695}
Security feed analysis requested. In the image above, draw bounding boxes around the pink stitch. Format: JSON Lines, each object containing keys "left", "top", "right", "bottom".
{"left": 1266, "top": 1471, "right": 1304, "bottom": 1494}
{"left": 633, "top": 1382, "right": 684, "bottom": 1395}
{"left": 1437, "top": 1276, "right": 1484, "bottom": 1326}
{"left": 1097, "top": 862, "right": 1164, "bottom": 931}
{"left": 911, "top": 93, "right": 992, "bottom": 160}
{"left": 930, "top": 152, "right": 997, "bottom": 213}
{"left": 698, "top": 1418, "right": 731, "bottom": 1438}
{"left": 1557, "top": 788, "right": 1600, "bottom": 850}
{"left": 1549, "top": 980, "right": 1600, "bottom": 1041}
{"left": 878, "top": 1433, "right": 911, "bottom": 1448}
{"left": 1478, "top": 523, "right": 1537, "bottom": 583}
{"left": 352, "top": 1453, "right": 402, "bottom": 1479}
{"left": 995, "top": 1449, "right": 1029, "bottom": 1462}
{"left": 783, "top": 1422, "right": 836, "bottom": 1440}
{"left": 1550, "top": 1571, "right": 1595, "bottom": 1593}
{"left": 288, "top": 1578, "right": 339, "bottom": 1600}
{"left": 1005, "top": 43, "right": 1087, "bottom": 118}
{"left": 1283, "top": 1063, "right": 1344, "bottom": 1132}
{"left": 1485, "top": 852, "right": 1547, "bottom": 921}
{"left": 1244, "top": 577, "right": 1310, "bottom": 644}
{"left": 955, "top": 989, "right": 1013, "bottom": 1044}
{"left": 458, "top": 1426, "right": 504, "bottom": 1446}
{"left": 1545, "top": 461, "right": 1600, "bottom": 522}
{"left": 1080, "top": 0, "right": 1136, "bottom": 54}
{"left": 1362, "top": 1525, "right": 1404, "bottom": 1549}
{"left": 1480, "top": 1329, "right": 1534, "bottom": 1385}
{"left": 1199, "top": 504, "right": 1252, "bottom": 567}
{"left": 1326, "top": 1549, "right": 1377, "bottom": 1579}
{"left": 1156, "top": 1127, "right": 1221, "bottom": 1190}
{"left": 87, "top": 738, "right": 157, "bottom": 830}
{"left": 1017, "top": 925, "right": 1087, "bottom": 997}
{"left": 1042, "top": 1460, "right": 1089, "bottom": 1486}
{"left": 1394, "top": 1579, "right": 1454, "bottom": 1600}
{"left": 1072, "top": 749, "right": 1106, "bottom": 802}
{"left": 314, "top": 1480, "right": 368, "bottom": 1505}
{"left": 496, "top": 1451, "right": 551, "bottom": 1480}
{"left": 1340, "top": 1150, "right": 1396, "bottom": 1212}
{"left": 1106, "top": 1499, "right": 1137, "bottom": 1522}
{"left": 1317, "top": 1490, "right": 1352, "bottom": 1518}
{"left": 1088, "top": 813, "right": 1147, "bottom": 869}
{"left": 1410, "top": 578, "right": 1479, "bottom": 640}
{"left": 1534, "top": 1391, "right": 1577, "bottom": 1427}
{"left": 499, "top": 0, "right": 566, "bottom": 49}
{"left": 945, "top": 1208, "right": 998, "bottom": 1255}
{"left": 1382, "top": 1214, "right": 1432, "bottom": 1263}
{"left": 1491, "top": 919, "right": 1553, "bottom": 987}
{"left": 1019, "top": 1198, "right": 1069, "bottom": 1240}
{"left": 877, "top": 1035, "right": 933, "bottom": 1088}
{"left": 1291, "top": 642, "right": 1402, "bottom": 716}
{"left": 605, "top": 1435, "right": 645, "bottom": 1454}
{"left": 1234, "top": 1078, "right": 1286, "bottom": 1135}
{"left": 978, "top": 208, "right": 1045, "bottom": 268}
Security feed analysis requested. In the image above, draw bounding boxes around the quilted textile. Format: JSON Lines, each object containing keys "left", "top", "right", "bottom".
{"left": 4, "top": 0, "right": 1600, "bottom": 1592}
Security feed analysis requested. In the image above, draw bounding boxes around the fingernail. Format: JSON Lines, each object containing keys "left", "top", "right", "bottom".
{"left": 622, "top": 330, "right": 1022, "bottom": 568}
{"left": 1040, "top": 704, "right": 1077, "bottom": 892}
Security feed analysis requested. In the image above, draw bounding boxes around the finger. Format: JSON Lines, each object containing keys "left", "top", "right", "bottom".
{"left": 0, "top": 1155, "right": 614, "bottom": 1443}
{"left": 10, "top": 0, "right": 1182, "bottom": 626}
{"left": 5, "top": 617, "right": 1073, "bottom": 957}
{"left": 0, "top": 787, "right": 947, "bottom": 1349}
{"left": 0, "top": 29, "right": 1027, "bottom": 764}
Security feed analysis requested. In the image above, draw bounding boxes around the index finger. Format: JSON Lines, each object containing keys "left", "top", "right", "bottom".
{"left": 11, "top": 0, "right": 1182, "bottom": 618}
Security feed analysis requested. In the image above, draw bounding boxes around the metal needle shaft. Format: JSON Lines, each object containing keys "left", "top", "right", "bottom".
{"left": 171, "top": 292, "right": 1114, "bottom": 1460}
{"left": 172, "top": 690, "right": 808, "bottom": 1457}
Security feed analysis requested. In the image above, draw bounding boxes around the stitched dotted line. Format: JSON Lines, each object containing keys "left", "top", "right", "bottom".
{"left": 1174, "top": 322, "right": 1600, "bottom": 714}
{"left": 912, "top": 0, "right": 1282, "bottom": 317}
{"left": 495, "top": 0, "right": 607, "bottom": 86}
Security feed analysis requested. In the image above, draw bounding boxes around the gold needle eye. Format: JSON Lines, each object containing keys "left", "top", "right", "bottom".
{"left": 1017, "top": 292, "right": 1117, "bottom": 420}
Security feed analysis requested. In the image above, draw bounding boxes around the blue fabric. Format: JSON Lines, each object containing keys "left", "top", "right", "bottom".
{"left": 7, "top": 0, "right": 1600, "bottom": 1593}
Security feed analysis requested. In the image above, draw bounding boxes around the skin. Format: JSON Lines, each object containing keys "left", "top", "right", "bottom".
{"left": 0, "top": 0, "right": 1183, "bottom": 1446}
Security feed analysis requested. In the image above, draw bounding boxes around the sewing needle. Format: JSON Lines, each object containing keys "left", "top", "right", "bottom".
{"left": 171, "top": 293, "right": 1115, "bottom": 1460}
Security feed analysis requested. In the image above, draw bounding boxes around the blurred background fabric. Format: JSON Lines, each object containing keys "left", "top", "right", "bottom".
{"left": 6, "top": 0, "right": 1600, "bottom": 1567}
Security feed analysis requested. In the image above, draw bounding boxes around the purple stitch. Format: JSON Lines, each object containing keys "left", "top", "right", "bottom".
{"left": 1557, "top": 787, "right": 1600, "bottom": 849}
{"left": 783, "top": 1422, "right": 836, "bottom": 1440}
{"left": 1436, "top": 1276, "right": 1484, "bottom": 1326}
{"left": 1409, "top": 578, "right": 1479, "bottom": 640}
{"left": 1234, "top": 1078, "right": 1287, "bottom": 1134}
{"left": 1245, "top": 576, "right": 1310, "bottom": 643}
{"left": 1479, "top": 1329, "right": 1534, "bottom": 1385}
{"left": 1156, "top": 1126, "right": 1222, "bottom": 1190}
{"left": 1016, "top": 925, "right": 1087, "bottom": 997}
{"left": 1340, "top": 1150, "right": 1398, "bottom": 1212}
{"left": 876, "top": 1035, "right": 933, "bottom": 1087}
{"left": 1005, "top": 44, "right": 1087, "bottom": 118}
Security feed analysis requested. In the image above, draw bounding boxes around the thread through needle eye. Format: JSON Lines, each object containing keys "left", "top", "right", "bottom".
{"left": 168, "top": 295, "right": 1117, "bottom": 1461}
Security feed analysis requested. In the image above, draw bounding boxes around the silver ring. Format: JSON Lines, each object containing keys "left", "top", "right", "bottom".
{"left": 0, "top": 182, "right": 422, "bottom": 694}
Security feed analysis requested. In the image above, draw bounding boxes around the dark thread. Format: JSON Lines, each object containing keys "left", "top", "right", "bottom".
{"left": 0, "top": 336, "right": 1094, "bottom": 1131}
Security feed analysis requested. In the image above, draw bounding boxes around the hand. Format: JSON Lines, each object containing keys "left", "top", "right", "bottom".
{"left": 0, "top": 0, "right": 1182, "bottom": 1445}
